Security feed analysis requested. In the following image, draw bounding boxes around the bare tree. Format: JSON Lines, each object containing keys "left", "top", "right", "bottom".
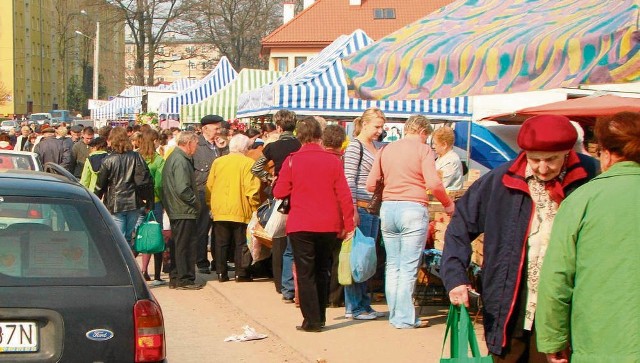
{"left": 181, "top": 0, "right": 283, "bottom": 70}
{"left": 0, "top": 81, "right": 11, "bottom": 106}
{"left": 109, "top": 0, "right": 190, "bottom": 86}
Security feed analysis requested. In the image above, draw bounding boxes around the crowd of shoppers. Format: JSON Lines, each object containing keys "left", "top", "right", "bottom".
{"left": 13, "top": 107, "right": 634, "bottom": 356}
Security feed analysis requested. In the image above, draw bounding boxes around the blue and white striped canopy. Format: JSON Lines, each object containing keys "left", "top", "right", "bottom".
{"left": 91, "top": 79, "right": 197, "bottom": 120}
{"left": 157, "top": 57, "right": 238, "bottom": 115}
{"left": 237, "top": 30, "right": 471, "bottom": 120}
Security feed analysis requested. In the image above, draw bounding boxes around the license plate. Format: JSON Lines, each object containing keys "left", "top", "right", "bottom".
{"left": 0, "top": 322, "right": 38, "bottom": 352}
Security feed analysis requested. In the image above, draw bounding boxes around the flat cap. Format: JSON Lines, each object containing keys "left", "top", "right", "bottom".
{"left": 41, "top": 127, "right": 56, "bottom": 133}
{"left": 70, "top": 125, "right": 84, "bottom": 133}
{"left": 517, "top": 115, "right": 577, "bottom": 152}
{"left": 200, "top": 114, "right": 224, "bottom": 126}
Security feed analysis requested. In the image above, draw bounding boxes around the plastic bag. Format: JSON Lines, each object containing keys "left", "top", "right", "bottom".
{"left": 247, "top": 212, "right": 271, "bottom": 264}
{"left": 338, "top": 236, "right": 353, "bottom": 286}
{"left": 263, "top": 198, "right": 288, "bottom": 239}
{"left": 350, "top": 227, "right": 377, "bottom": 283}
{"left": 134, "top": 211, "right": 165, "bottom": 254}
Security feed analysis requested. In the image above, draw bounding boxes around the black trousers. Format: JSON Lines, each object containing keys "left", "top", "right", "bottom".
{"left": 169, "top": 219, "right": 198, "bottom": 286}
{"left": 289, "top": 231, "right": 335, "bottom": 329}
{"left": 271, "top": 236, "right": 288, "bottom": 293}
{"left": 196, "top": 190, "right": 214, "bottom": 270}
{"left": 214, "top": 221, "right": 251, "bottom": 278}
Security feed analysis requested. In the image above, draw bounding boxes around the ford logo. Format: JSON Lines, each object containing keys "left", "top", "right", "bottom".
{"left": 85, "top": 329, "right": 114, "bottom": 341}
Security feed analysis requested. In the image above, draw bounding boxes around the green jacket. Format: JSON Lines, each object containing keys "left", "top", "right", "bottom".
{"left": 79, "top": 150, "right": 108, "bottom": 193}
{"left": 537, "top": 161, "right": 640, "bottom": 362}
{"left": 162, "top": 147, "right": 199, "bottom": 219}
{"left": 145, "top": 152, "right": 164, "bottom": 203}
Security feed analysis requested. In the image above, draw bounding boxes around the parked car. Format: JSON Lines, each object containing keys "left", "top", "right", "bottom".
{"left": 0, "top": 150, "right": 42, "bottom": 171}
{"left": 0, "top": 120, "right": 18, "bottom": 132}
{"left": 0, "top": 164, "right": 166, "bottom": 362}
{"left": 28, "top": 113, "right": 52, "bottom": 125}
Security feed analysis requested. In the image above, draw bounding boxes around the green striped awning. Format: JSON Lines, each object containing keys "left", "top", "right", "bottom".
{"left": 181, "top": 69, "right": 284, "bottom": 122}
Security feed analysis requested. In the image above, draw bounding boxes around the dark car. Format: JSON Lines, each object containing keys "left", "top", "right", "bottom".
{"left": 0, "top": 166, "right": 166, "bottom": 362}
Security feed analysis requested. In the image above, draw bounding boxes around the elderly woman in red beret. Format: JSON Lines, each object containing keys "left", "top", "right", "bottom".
{"left": 441, "top": 115, "right": 600, "bottom": 362}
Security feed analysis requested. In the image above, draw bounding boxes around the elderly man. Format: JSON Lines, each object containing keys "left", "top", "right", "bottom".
{"left": 33, "top": 127, "right": 69, "bottom": 168}
{"left": 163, "top": 131, "right": 202, "bottom": 290}
{"left": 206, "top": 134, "right": 261, "bottom": 282}
{"left": 441, "top": 115, "right": 599, "bottom": 362}
{"left": 193, "top": 114, "right": 229, "bottom": 275}
{"left": 14, "top": 125, "right": 32, "bottom": 151}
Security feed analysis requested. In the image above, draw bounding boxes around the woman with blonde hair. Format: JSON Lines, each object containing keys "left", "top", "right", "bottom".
{"left": 367, "top": 114, "right": 454, "bottom": 329}
{"left": 342, "top": 107, "right": 386, "bottom": 319}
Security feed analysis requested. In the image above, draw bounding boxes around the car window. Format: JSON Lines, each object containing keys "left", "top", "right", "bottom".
{"left": 0, "top": 154, "right": 36, "bottom": 170}
{"left": 0, "top": 196, "right": 131, "bottom": 286}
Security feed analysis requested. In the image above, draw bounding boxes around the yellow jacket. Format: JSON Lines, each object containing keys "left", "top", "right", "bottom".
{"left": 206, "top": 153, "right": 261, "bottom": 224}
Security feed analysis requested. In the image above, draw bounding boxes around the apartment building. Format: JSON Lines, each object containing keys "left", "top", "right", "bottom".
{"left": 0, "top": 0, "right": 125, "bottom": 117}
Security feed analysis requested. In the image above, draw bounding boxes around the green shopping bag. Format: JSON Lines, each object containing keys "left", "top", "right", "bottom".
{"left": 440, "top": 304, "right": 492, "bottom": 363}
{"left": 134, "top": 211, "right": 165, "bottom": 254}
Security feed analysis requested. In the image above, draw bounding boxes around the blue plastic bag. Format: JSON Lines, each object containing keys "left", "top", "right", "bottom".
{"left": 350, "top": 227, "right": 377, "bottom": 283}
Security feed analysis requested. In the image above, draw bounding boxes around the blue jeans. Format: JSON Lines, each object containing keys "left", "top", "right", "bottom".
{"left": 345, "top": 207, "right": 379, "bottom": 316}
{"left": 113, "top": 208, "right": 144, "bottom": 247}
{"left": 380, "top": 201, "right": 428, "bottom": 328}
{"left": 282, "top": 237, "right": 295, "bottom": 299}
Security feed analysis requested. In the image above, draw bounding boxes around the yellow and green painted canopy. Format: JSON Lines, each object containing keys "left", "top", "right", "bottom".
{"left": 343, "top": 0, "right": 640, "bottom": 100}
{"left": 181, "top": 69, "right": 284, "bottom": 122}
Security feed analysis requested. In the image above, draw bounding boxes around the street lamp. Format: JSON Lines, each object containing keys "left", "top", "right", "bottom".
{"left": 75, "top": 10, "right": 100, "bottom": 100}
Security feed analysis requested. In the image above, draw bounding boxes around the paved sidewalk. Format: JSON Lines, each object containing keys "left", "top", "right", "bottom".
{"left": 150, "top": 268, "right": 487, "bottom": 363}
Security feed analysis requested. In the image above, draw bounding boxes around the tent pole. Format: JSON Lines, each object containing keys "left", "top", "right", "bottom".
{"left": 466, "top": 120, "right": 472, "bottom": 167}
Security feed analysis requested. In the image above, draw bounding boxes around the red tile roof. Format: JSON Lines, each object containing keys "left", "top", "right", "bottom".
{"left": 262, "top": 0, "right": 456, "bottom": 50}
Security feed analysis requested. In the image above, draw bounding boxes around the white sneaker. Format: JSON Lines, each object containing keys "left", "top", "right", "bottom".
{"left": 369, "top": 310, "right": 385, "bottom": 318}
{"left": 150, "top": 279, "right": 166, "bottom": 286}
{"left": 345, "top": 313, "right": 353, "bottom": 319}
{"left": 353, "top": 313, "right": 377, "bottom": 320}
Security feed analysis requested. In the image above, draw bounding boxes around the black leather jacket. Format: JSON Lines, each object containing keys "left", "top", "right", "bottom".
{"left": 94, "top": 151, "right": 154, "bottom": 214}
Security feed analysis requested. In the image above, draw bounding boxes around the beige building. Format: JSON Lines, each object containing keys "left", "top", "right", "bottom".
{"left": 124, "top": 39, "right": 219, "bottom": 86}
{"left": 0, "top": 0, "right": 125, "bottom": 117}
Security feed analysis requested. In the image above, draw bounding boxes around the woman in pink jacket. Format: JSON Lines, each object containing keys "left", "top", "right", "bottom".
{"left": 274, "top": 116, "right": 355, "bottom": 332}
{"left": 367, "top": 115, "right": 454, "bottom": 329}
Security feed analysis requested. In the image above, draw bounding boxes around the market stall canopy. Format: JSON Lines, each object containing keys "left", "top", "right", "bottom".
{"left": 157, "top": 57, "right": 238, "bottom": 115}
{"left": 181, "top": 69, "right": 284, "bottom": 123}
{"left": 342, "top": 0, "right": 640, "bottom": 101}
{"left": 487, "top": 94, "right": 640, "bottom": 124}
{"left": 92, "top": 80, "right": 195, "bottom": 120}
{"left": 237, "top": 29, "right": 471, "bottom": 120}
{"left": 515, "top": 94, "right": 640, "bottom": 117}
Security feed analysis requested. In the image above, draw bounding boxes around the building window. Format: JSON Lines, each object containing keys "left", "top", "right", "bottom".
{"left": 172, "top": 70, "right": 180, "bottom": 77}
{"left": 374, "top": 8, "right": 396, "bottom": 19}
{"left": 294, "top": 57, "right": 307, "bottom": 67}
{"left": 274, "top": 57, "right": 288, "bottom": 72}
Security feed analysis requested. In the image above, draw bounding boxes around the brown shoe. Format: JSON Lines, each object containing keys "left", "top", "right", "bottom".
{"left": 415, "top": 320, "right": 430, "bottom": 328}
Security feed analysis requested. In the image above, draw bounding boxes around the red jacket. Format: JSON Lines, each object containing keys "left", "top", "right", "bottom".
{"left": 273, "top": 143, "right": 354, "bottom": 234}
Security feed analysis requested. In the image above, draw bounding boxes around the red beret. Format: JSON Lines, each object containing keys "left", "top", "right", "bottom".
{"left": 517, "top": 115, "right": 577, "bottom": 151}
